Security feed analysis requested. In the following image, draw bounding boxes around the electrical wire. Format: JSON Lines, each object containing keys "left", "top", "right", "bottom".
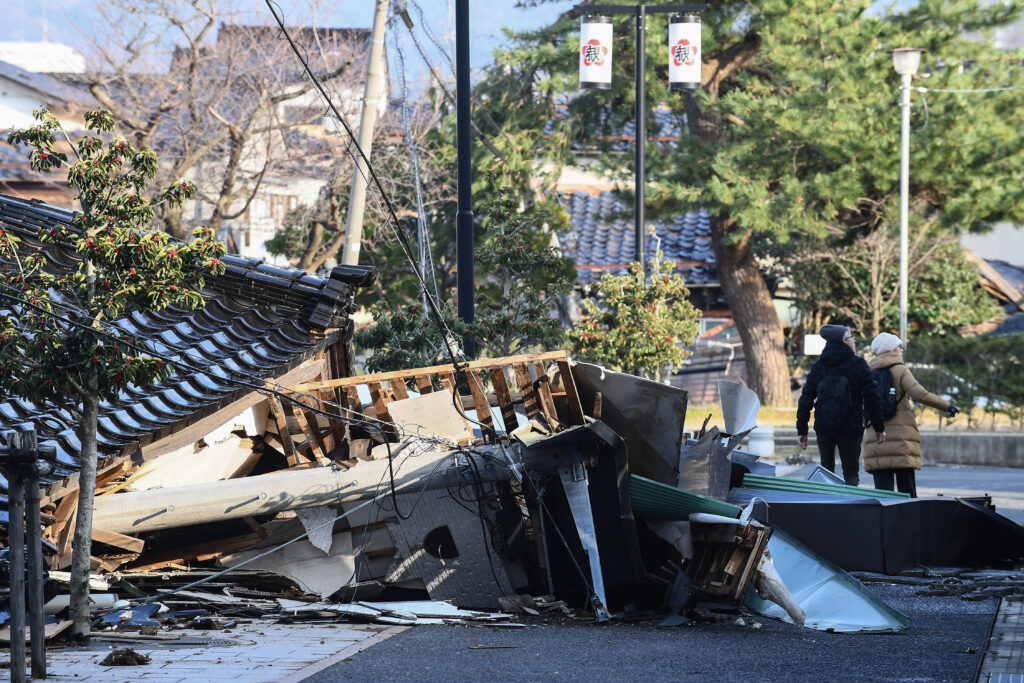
{"left": 263, "top": 0, "right": 464, "bottom": 367}
{"left": 916, "top": 84, "right": 1024, "bottom": 94}
{"left": 4, "top": 277, "right": 600, "bottom": 612}
{"left": 127, "top": 445, "right": 474, "bottom": 605}
{"left": 387, "top": 8, "right": 441, "bottom": 307}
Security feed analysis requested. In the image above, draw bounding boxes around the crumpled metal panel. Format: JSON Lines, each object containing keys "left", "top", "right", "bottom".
{"left": 744, "top": 527, "right": 911, "bottom": 633}
{"left": 677, "top": 427, "right": 736, "bottom": 499}
{"left": 570, "top": 362, "right": 688, "bottom": 485}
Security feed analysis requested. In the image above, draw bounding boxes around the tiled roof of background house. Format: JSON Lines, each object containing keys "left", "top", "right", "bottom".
{"left": 0, "top": 60, "right": 89, "bottom": 106}
{"left": 558, "top": 190, "right": 726, "bottom": 308}
{"left": 0, "top": 193, "right": 375, "bottom": 483}
{"left": 988, "top": 260, "right": 1024, "bottom": 336}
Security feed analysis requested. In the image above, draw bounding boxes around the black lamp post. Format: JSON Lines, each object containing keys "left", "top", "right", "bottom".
{"left": 455, "top": 0, "right": 475, "bottom": 357}
{"left": 575, "top": 4, "right": 706, "bottom": 276}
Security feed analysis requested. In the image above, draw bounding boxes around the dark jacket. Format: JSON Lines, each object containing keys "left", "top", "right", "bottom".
{"left": 863, "top": 350, "right": 951, "bottom": 471}
{"left": 796, "top": 341, "right": 886, "bottom": 438}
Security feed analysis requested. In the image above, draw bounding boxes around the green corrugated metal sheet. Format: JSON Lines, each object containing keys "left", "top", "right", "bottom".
{"left": 742, "top": 473, "right": 910, "bottom": 500}
{"left": 628, "top": 474, "right": 742, "bottom": 519}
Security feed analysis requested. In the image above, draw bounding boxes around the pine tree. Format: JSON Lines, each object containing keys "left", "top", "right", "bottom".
{"left": 481, "top": 0, "right": 1024, "bottom": 404}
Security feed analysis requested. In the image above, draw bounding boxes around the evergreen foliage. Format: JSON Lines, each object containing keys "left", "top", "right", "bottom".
{"left": 1, "top": 109, "right": 226, "bottom": 401}
{"left": 569, "top": 257, "right": 700, "bottom": 380}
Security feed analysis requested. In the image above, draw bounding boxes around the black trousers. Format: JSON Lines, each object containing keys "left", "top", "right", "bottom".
{"left": 872, "top": 468, "right": 918, "bottom": 498}
{"left": 815, "top": 433, "right": 862, "bottom": 486}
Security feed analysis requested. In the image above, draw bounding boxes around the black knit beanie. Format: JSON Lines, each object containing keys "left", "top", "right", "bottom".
{"left": 819, "top": 324, "right": 850, "bottom": 343}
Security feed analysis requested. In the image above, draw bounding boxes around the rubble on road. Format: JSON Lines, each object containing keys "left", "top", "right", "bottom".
{"left": 3, "top": 195, "right": 1024, "bottom": 644}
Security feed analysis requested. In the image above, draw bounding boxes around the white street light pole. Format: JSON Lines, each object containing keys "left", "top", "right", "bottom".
{"left": 892, "top": 47, "right": 925, "bottom": 345}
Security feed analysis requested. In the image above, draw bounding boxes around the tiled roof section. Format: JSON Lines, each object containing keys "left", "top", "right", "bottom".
{"left": 988, "top": 259, "right": 1024, "bottom": 298}
{"left": 0, "top": 193, "right": 375, "bottom": 476}
{"left": 994, "top": 311, "right": 1024, "bottom": 336}
{"left": 558, "top": 190, "right": 720, "bottom": 293}
{"left": 0, "top": 60, "right": 89, "bottom": 107}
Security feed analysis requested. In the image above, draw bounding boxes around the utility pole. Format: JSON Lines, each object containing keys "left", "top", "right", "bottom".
{"left": 342, "top": 0, "right": 389, "bottom": 266}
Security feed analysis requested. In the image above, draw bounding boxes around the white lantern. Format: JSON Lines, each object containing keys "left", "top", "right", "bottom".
{"left": 579, "top": 15, "right": 613, "bottom": 90}
{"left": 668, "top": 14, "right": 701, "bottom": 91}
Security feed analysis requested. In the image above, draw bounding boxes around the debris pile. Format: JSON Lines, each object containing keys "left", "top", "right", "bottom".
{"left": 3, "top": 195, "right": 1024, "bottom": 641}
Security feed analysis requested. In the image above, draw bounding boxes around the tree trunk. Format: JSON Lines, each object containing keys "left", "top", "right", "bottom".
{"left": 69, "top": 385, "right": 99, "bottom": 641}
{"left": 681, "top": 38, "right": 792, "bottom": 406}
{"left": 298, "top": 221, "right": 326, "bottom": 271}
{"left": 712, "top": 217, "right": 793, "bottom": 406}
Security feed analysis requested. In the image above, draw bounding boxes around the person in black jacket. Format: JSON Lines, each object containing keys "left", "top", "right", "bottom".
{"left": 796, "top": 325, "right": 887, "bottom": 486}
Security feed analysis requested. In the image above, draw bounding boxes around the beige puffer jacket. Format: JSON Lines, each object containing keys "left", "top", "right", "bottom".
{"left": 863, "top": 350, "right": 951, "bottom": 472}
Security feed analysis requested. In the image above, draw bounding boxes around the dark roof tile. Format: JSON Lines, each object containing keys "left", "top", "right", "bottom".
{"left": 0, "top": 193, "right": 375, "bottom": 484}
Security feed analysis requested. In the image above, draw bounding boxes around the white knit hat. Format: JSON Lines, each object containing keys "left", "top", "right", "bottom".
{"left": 871, "top": 332, "right": 902, "bottom": 355}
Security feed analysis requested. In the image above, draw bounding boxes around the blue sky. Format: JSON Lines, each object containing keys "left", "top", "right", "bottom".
{"left": 1, "top": 0, "right": 574, "bottom": 76}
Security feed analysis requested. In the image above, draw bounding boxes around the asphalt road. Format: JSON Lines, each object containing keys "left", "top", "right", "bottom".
{"left": 915, "top": 462, "right": 1024, "bottom": 525}
{"left": 304, "top": 584, "right": 994, "bottom": 683}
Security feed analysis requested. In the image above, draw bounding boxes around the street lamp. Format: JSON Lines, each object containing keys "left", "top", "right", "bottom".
{"left": 891, "top": 47, "right": 926, "bottom": 345}
{"left": 577, "top": 4, "right": 706, "bottom": 276}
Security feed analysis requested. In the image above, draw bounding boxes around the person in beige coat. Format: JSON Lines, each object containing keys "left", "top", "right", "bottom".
{"left": 864, "top": 333, "right": 959, "bottom": 497}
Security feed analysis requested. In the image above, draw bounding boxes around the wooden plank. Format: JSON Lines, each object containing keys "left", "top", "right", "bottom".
{"left": 126, "top": 532, "right": 263, "bottom": 572}
{"left": 513, "top": 363, "right": 541, "bottom": 419}
{"left": 291, "top": 350, "right": 569, "bottom": 392}
{"left": 319, "top": 389, "right": 347, "bottom": 455}
{"left": 489, "top": 367, "right": 519, "bottom": 434}
{"left": 367, "top": 382, "right": 393, "bottom": 425}
{"left": 41, "top": 458, "right": 130, "bottom": 508}
{"left": 557, "top": 360, "right": 586, "bottom": 426}
{"left": 342, "top": 386, "right": 364, "bottom": 418}
{"left": 465, "top": 370, "right": 494, "bottom": 435}
{"left": 439, "top": 372, "right": 457, "bottom": 395}
{"left": 268, "top": 397, "right": 299, "bottom": 464}
{"left": 55, "top": 495, "right": 79, "bottom": 561}
{"left": 390, "top": 379, "right": 409, "bottom": 401}
{"left": 592, "top": 391, "right": 603, "bottom": 420}
{"left": 98, "top": 467, "right": 155, "bottom": 497}
{"left": 242, "top": 517, "right": 268, "bottom": 539}
{"left": 293, "top": 405, "right": 327, "bottom": 461}
{"left": 143, "top": 358, "right": 325, "bottom": 460}
{"left": 92, "top": 527, "right": 145, "bottom": 553}
{"left": 414, "top": 375, "right": 433, "bottom": 394}
{"left": 532, "top": 361, "right": 560, "bottom": 428}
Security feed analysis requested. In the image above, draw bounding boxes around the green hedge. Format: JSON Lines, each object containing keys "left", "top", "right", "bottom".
{"left": 908, "top": 334, "right": 1024, "bottom": 430}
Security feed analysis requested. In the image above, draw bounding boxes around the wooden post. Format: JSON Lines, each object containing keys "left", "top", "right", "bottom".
{"left": 488, "top": 367, "right": 519, "bottom": 434}
{"left": 24, "top": 462, "right": 46, "bottom": 678}
{"left": 7, "top": 463, "right": 27, "bottom": 683}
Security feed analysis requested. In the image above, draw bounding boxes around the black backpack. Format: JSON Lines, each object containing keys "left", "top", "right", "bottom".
{"left": 868, "top": 367, "right": 902, "bottom": 420}
{"left": 815, "top": 372, "right": 853, "bottom": 431}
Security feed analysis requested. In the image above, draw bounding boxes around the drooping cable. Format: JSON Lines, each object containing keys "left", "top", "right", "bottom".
{"left": 387, "top": 9, "right": 441, "bottom": 308}
{"left": 263, "top": 0, "right": 463, "bottom": 368}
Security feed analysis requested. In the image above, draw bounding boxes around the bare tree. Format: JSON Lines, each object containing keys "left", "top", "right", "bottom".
{"left": 73, "top": 0, "right": 368, "bottom": 241}
{"left": 270, "top": 93, "right": 454, "bottom": 279}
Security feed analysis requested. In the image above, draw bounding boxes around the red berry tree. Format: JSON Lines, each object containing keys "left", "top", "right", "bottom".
{"left": 1, "top": 109, "right": 226, "bottom": 639}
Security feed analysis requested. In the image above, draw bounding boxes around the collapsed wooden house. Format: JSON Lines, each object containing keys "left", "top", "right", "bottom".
{"left": 1, "top": 193, "right": 653, "bottom": 610}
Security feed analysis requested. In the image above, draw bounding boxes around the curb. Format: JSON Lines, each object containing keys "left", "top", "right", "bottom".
{"left": 279, "top": 625, "right": 412, "bottom": 682}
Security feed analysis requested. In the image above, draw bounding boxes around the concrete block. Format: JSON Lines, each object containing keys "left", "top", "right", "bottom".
{"left": 921, "top": 433, "right": 1024, "bottom": 468}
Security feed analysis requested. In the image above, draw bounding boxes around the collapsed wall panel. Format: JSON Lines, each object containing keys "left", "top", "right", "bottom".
{"left": 384, "top": 491, "right": 517, "bottom": 610}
